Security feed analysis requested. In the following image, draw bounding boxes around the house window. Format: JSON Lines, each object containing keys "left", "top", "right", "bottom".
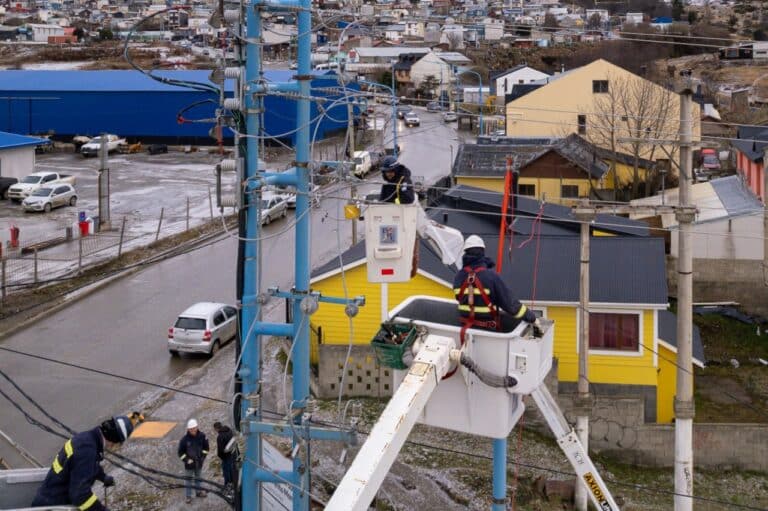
{"left": 592, "top": 80, "right": 609, "bottom": 93}
{"left": 577, "top": 115, "right": 587, "bottom": 134}
{"left": 519, "top": 184, "right": 536, "bottom": 196}
{"left": 589, "top": 312, "right": 640, "bottom": 351}
{"left": 561, "top": 185, "right": 579, "bottom": 198}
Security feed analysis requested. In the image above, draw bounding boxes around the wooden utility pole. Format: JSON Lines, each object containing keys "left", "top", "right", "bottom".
{"left": 674, "top": 89, "right": 695, "bottom": 511}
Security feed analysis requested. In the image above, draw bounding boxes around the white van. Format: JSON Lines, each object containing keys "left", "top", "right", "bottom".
{"left": 353, "top": 150, "right": 372, "bottom": 178}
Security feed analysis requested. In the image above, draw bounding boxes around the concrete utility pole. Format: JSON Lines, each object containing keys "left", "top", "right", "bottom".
{"left": 674, "top": 89, "right": 695, "bottom": 511}
{"left": 348, "top": 100, "right": 357, "bottom": 246}
{"left": 98, "top": 134, "right": 111, "bottom": 231}
{"left": 763, "top": 149, "right": 768, "bottom": 286}
{"left": 573, "top": 204, "right": 594, "bottom": 511}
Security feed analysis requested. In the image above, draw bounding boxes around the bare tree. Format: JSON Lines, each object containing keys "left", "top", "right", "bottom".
{"left": 587, "top": 72, "right": 678, "bottom": 199}
{"left": 445, "top": 31, "right": 463, "bottom": 50}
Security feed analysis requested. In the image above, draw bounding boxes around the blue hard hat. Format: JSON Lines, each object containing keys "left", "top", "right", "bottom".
{"left": 381, "top": 156, "right": 398, "bottom": 171}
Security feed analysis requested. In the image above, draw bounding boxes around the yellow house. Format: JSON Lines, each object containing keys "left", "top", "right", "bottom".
{"left": 505, "top": 59, "right": 700, "bottom": 178}
{"left": 309, "top": 189, "right": 703, "bottom": 423}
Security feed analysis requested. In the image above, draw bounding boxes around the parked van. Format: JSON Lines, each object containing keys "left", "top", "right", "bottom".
{"left": 314, "top": 62, "right": 340, "bottom": 71}
{"left": 353, "top": 150, "right": 372, "bottom": 178}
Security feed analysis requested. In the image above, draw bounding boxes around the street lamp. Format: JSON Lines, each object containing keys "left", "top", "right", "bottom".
{"left": 456, "top": 68, "right": 484, "bottom": 135}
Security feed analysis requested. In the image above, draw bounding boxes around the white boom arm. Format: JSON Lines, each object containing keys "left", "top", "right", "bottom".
{"left": 531, "top": 385, "right": 620, "bottom": 511}
{"left": 325, "top": 334, "right": 457, "bottom": 511}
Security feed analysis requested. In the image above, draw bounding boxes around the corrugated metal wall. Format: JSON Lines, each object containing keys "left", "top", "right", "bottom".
{"left": 0, "top": 75, "right": 354, "bottom": 145}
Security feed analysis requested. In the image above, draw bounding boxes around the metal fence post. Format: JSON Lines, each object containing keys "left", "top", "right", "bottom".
{"left": 1, "top": 259, "right": 6, "bottom": 303}
{"left": 78, "top": 238, "right": 83, "bottom": 273}
{"left": 33, "top": 249, "right": 38, "bottom": 284}
{"left": 186, "top": 196, "right": 190, "bottom": 231}
{"left": 155, "top": 207, "right": 164, "bottom": 242}
{"left": 117, "top": 217, "right": 126, "bottom": 258}
{"left": 208, "top": 187, "right": 214, "bottom": 220}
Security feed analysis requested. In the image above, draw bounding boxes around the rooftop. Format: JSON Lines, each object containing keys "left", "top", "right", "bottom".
{"left": 0, "top": 131, "right": 50, "bottom": 149}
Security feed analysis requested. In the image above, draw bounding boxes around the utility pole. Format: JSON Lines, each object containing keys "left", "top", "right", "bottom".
{"left": 763, "top": 148, "right": 768, "bottom": 286}
{"left": 573, "top": 204, "right": 594, "bottom": 511}
{"left": 348, "top": 99, "right": 357, "bottom": 246}
{"left": 98, "top": 134, "right": 111, "bottom": 231}
{"left": 674, "top": 88, "right": 695, "bottom": 511}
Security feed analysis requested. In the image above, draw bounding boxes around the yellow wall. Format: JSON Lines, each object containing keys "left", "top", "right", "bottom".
{"left": 518, "top": 177, "right": 592, "bottom": 202}
{"left": 455, "top": 176, "right": 505, "bottom": 193}
{"left": 656, "top": 344, "right": 677, "bottom": 423}
{"left": 310, "top": 264, "right": 453, "bottom": 349}
{"left": 505, "top": 59, "right": 700, "bottom": 168}
{"left": 548, "top": 307, "right": 658, "bottom": 388}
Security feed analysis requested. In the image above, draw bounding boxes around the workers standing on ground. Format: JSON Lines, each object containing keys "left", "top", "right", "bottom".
{"left": 213, "top": 421, "right": 238, "bottom": 491}
{"left": 178, "top": 418, "right": 209, "bottom": 504}
{"left": 32, "top": 416, "right": 134, "bottom": 511}
{"left": 379, "top": 156, "right": 415, "bottom": 205}
{"left": 453, "top": 235, "right": 538, "bottom": 331}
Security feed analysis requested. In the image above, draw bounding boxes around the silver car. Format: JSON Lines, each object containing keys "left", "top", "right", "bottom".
{"left": 22, "top": 185, "right": 77, "bottom": 213}
{"left": 168, "top": 302, "right": 238, "bottom": 357}
{"left": 261, "top": 193, "right": 287, "bottom": 225}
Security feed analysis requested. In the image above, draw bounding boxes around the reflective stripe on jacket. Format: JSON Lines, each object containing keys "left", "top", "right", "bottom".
{"left": 452, "top": 254, "right": 527, "bottom": 322}
{"left": 31, "top": 428, "right": 107, "bottom": 511}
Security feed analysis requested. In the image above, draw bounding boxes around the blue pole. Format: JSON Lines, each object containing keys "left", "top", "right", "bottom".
{"left": 241, "top": 1, "right": 263, "bottom": 509}
{"left": 492, "top": 438, "right": 507, "bottom": 511}
{"left": 478, "top": 73, "right": 484, "bottom": 136}
{"left": 292, "top": 0, "right": 312, "bottom": 507}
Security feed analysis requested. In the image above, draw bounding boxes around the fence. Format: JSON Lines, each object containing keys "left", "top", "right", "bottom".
{"left": 0, "top": 190, "right": 222, "bottom": 303}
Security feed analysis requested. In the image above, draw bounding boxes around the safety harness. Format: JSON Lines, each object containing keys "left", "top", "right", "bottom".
{"left": 448, "top": 266, "right": 501, "bottom": 379}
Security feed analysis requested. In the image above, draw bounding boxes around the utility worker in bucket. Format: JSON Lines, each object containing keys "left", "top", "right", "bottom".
{"left": 379, "top": 155, "right": 415, "bottom": 205}
{"left": 32, "top": 416, "right": 134, "bottom": 511}
{"left": 453, "top": 235, "right": 538, "bottom": 331}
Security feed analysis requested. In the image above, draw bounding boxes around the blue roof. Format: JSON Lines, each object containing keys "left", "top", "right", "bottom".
{"left": 0, "top": 131, "right": 48, "bottom": 149}
{"left": 0, "top": 70, "right": 329, "bottom": 93}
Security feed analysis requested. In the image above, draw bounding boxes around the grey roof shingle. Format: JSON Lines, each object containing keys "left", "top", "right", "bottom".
{"left": 709, "top": 175, "right": 763, "bottom": 217}
{"left": 731, "top": 126, "right": 768, "bottom": 163}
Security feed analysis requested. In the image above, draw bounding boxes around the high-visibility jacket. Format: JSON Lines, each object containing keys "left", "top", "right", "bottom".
{"left": 32, "top": 428, "right": 108, "bottom": 511}
{"left": 453, "top": 255, "right": 530, "bottom": 327}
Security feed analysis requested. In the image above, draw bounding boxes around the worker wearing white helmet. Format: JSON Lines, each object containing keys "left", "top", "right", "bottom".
{"left": 453, "top": 234, "right": 537, "bottom": 332}
{"left": 178, "top": 418, "right": 209, "bottom": 503}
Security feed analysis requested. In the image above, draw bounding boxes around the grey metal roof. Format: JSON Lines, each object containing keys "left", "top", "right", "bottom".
{"left": 312, "top": 207, "right": 668, "bottom": 305}
{"left": 731, "top": 126, "right": 768, "bottom": 163}
{"left": 504, "top": 83, "right": 543, "bottom": 102}
{"left": 709, "top": 175, "right": 764, "bottom": 217}
{"left": 442, "top": 185, "right": 650, "bottom": 237}
{"left": 658, "top": 310, "right": 705, "bottom": 363}
{"left": 452, "top": 141, "right": 550, "bottom": 177}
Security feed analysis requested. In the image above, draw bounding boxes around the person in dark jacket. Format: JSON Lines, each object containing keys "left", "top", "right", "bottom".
{"left": 453, "top": 235, "right": 537, "bottom": 330}
{"left": 32, "top": 416, "right": 134, "bottom": 511}
{"left": 379, "top": 156, "right": 415, "bottom": 205}
{"left": 213, "top": 422, "right": 237, "bottom": 489}
{"left": 178, "top": 418, "right": 210, "bottom": 503}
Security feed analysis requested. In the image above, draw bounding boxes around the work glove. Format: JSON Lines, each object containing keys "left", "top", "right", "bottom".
{"left": 103, "top": 475, "right": 115, "bottom": 488}
{"left": 185, "top": 458, "right": 195, "bottom": 467}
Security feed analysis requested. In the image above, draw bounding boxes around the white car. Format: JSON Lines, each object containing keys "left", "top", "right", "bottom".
{"left": 22, "top": 184, "right": 77, "bottom": 213}
{"left": 8, "top": 172, "right": 76, "bottom": 201}
{"left": 404, "top": 112, "right": 420, "bottom": 127}
{"left": 261, "top": 193, "right": 288, "bottom": 225}
{"left": 443, "top": 111, "right": 457, "bottom": 122}
{"left": 281, "top": 183, "right": 320, "bottom": 208}
{"left": 168, "top": 302, "right": 238, "bottom": 357}
{"left": 80, "top": 134, "right": 126, "bottom": 157}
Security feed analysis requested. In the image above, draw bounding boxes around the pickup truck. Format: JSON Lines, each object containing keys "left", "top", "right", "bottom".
{"left": 80, "top": 134, "right": 126, "bottom": 157}
{"left": 7, "top": 172, "right": 76, "bottom": 202}
{"left": 0, "top": 176, "right": 18, "bottom": 200}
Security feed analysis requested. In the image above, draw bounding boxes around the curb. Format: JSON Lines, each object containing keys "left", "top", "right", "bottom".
{"left": 0, "top": 229, "right": 232, "bottom": 340}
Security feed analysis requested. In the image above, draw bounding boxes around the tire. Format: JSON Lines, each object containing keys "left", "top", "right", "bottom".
{"left": 2, "top": 189, "right": 8, "bottom": 200}
{"left": 209, "top": 340, "right": 220, "bottom": 358}
{"left": 169, "top": 350, "right": 180, "bottom": 357}
{"left": 44, "top": 203, "right": 51, "bottom": 213}
{"left": 69, "top": 196, "right": 77, "bottom": 206}
{"left": 264, "top": 215, "right": 271, "bottom": 225}
{"left": 281, "top": 208, "right": 287, "bottom": 218}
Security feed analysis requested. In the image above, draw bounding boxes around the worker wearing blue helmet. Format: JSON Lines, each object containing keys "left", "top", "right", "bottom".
{"left": 379, "top": 155, "right": 415, "bottom": 205}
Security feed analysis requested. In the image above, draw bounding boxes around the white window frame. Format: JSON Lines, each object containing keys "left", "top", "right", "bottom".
{"left": 575, "top": 307, "right": 644, "bottom": 357}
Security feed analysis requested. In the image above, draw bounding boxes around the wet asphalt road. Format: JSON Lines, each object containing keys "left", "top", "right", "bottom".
{"left": 0, "top": 108, "right": 467, "bottom": 463}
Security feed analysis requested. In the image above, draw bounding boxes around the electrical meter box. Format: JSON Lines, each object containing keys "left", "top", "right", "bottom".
{"left": 389, "top": 296, "right": 554, "bottom": 439}
{"left": 365, "top": 203, "right": 418, "bottom": 283}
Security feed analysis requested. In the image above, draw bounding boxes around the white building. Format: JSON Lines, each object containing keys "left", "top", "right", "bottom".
{"left": 462, "top": 86, "right": 491, "bottom": 105}
{"left": 482, "top": 18, "right": 504, "bottom": 40}
{"left": 409, "top": 51, "right": 455, "bottom": 94}
{"left": 440, "top": 23, "right": 464, "bottom": 49}
{"left": 383, "top": 24, "right": 405, "bottom": 41}
{"left": 0, "top": 132, "right": 47, "bottom": 181}
{"left": 625, "top": 12, "right": 644, "bottom": 25}
{"left": 630, "top": 175, "right": 764, "bottom": 260}
{"left": 404, "top": 21, "right": 424, "bottom": 38}
{"left": 27, "top": 23, "right": 64, "bottom": 42}
{"left": 491, "top": 64, "right": 550, "bottom": 97}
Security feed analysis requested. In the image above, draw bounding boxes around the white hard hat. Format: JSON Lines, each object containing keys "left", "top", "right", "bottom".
{"left": 187, "top": 419, "right": 198, "bottom": 430}
{"left": 463, "top": 235, "right": 485, "bottom": 251}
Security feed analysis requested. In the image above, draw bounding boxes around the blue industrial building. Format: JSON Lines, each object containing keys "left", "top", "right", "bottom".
{"left": 0, "top": 70, "right": 357, "bottom": 145}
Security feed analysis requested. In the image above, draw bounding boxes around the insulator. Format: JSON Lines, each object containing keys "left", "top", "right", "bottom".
{"left": 305, "top": 397, "right": 317, "bottom": 415}
{"left": 224, "top": 67, "right": 242, "bottom": 79}
{"left": 219, "top": 159, "right": 237, "bottom": 172}
{"left": 223, "top": 98, "right": 242, "bottom": 110}
{"left": 221, "top": 195, "right": 237, "bottom": 208}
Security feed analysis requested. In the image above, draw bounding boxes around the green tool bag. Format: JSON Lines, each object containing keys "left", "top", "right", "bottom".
{"left": 370, "top": 322, "right": 419, "bottom": 370}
